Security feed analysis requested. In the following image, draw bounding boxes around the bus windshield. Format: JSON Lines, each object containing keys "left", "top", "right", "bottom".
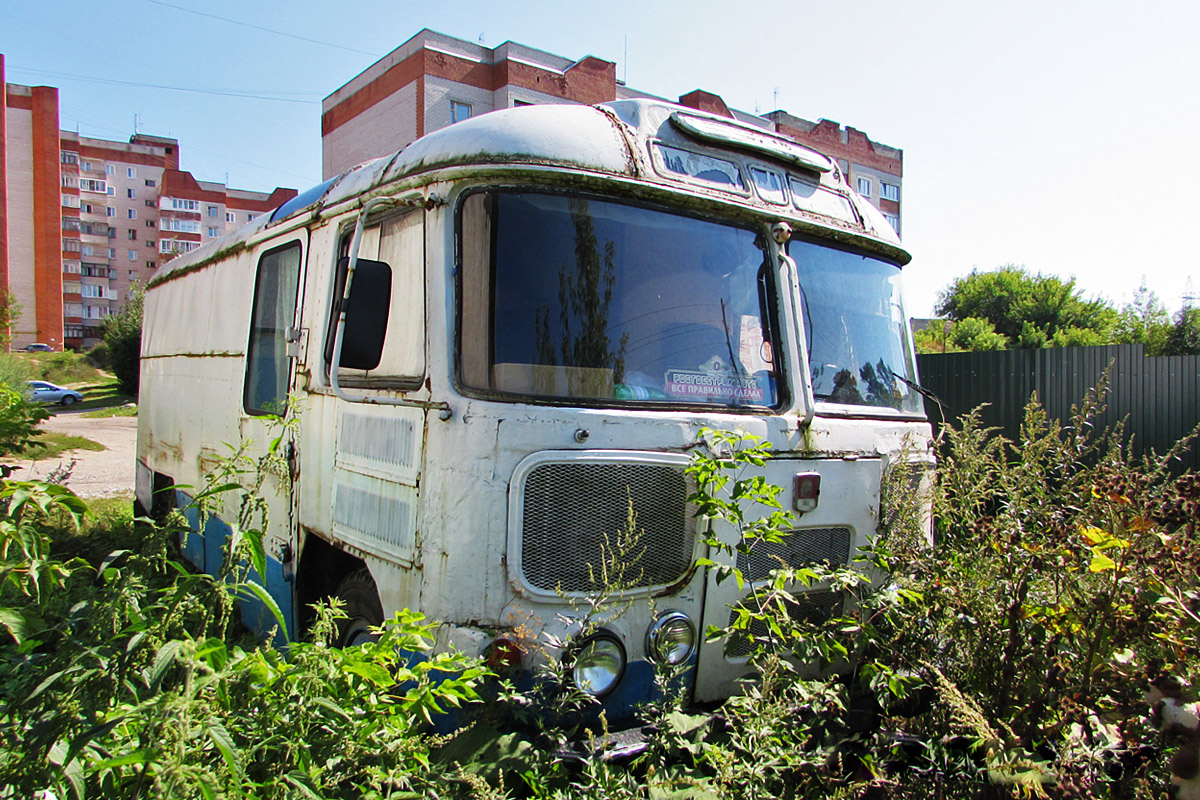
{"left": 787, "top": 238, "right": 921, "bottom": 414}
{"left": 460, "top": 191, "right": 780, "bottom": 408}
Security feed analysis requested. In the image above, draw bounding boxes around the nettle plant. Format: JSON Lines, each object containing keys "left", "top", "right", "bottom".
{"left": 686, "top": 427, "right": 928, "bottom": 685}
{"left": 0, "top": 433, "right": 490, "bottom": 800}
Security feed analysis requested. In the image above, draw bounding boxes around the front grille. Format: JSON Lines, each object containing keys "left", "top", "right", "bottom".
{"left": 520, "top": 461, "right": 693, "bottom": 593}
{"left": 735, "top": 526, "right": 853, "bottom": 583}
{"left": 724, "top": 589, "right": 845, "bottom": 659}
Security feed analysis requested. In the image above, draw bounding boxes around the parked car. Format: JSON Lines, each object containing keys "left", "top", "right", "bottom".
{"left": 20, "top": 343, "right": 52, "bottom": 352}
{"left": 27, "top": 380, "right": 83, "bottom": 406}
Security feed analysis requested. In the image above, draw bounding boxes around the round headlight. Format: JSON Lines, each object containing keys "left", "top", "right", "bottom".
{"left": 646, "top": 610, "right": 696, "bottom": 665}
{"left": 570, "top": 634, "right": 626, "bottom": 696}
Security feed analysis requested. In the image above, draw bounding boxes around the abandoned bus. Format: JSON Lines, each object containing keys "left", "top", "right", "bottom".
{"left": 135, "top": 98, "right": 933, "bottom": 717}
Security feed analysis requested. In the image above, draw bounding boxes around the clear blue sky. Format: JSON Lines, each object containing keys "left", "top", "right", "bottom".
{"left": 5, "top": 0, "right": 1198, "bottom": 317}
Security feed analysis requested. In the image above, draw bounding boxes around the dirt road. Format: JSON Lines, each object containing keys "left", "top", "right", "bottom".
{"left": 10, "top": 411, "right": 137, "bottom": 497}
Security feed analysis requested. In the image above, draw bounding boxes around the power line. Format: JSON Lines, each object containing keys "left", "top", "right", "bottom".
{"left": 143, "top": 0, "right": 382, "bottom": 58}
{"left": 12, "top": 66, "right": 320, "bottom": 105}
{"left": 57, "top": 106, "right": 319, "bottom": 188}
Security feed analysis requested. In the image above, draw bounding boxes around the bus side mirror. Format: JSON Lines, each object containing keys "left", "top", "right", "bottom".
{"left": 328, "top": 256, "right": 392, "bottom": 371}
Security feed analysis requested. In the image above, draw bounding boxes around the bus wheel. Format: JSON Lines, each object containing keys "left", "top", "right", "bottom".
{"left": 334, "top": 568, "right": 384, "bottom": 648}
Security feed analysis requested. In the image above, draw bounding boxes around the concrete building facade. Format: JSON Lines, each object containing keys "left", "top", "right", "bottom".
{"left": 3, "top": 55, "right": 297, "bottom": 350}
{"left": 321, "top": 30, "right": 903, "bottom": 232}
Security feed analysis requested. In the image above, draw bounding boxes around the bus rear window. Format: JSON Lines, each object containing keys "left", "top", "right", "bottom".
{"left": 460, "top": 191, "right": 779, "bottom": 408}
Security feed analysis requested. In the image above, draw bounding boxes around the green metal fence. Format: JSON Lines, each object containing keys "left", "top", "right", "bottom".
{"left": 916, "top": 345, "right": 1200, "bottom": 471}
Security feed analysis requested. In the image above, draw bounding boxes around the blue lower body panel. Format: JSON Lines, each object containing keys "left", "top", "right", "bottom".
{"left": 175, "top": 490, "right": 294, "bottom": 645}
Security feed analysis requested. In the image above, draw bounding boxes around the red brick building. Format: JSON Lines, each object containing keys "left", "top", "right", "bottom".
{"left": 3, "top": 55, "right": 297, "bottom": 349}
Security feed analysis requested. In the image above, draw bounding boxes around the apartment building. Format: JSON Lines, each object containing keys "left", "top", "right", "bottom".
{"left": 3, "top": 55, "right": 297, "bottom": 350}
{"left": 322, "top": 29, "right": 902, "bottom": 232}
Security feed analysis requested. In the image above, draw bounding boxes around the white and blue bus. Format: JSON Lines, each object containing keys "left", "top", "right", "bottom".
{"left": 136, "top": 98, "right": 932, "bottom": 719}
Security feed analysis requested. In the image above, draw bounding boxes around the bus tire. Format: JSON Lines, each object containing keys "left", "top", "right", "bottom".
{"left": 334, "top": 568, "right": 384, "bottom": 648}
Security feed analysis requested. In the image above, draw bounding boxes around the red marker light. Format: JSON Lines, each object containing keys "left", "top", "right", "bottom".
{"left": 794, "top": 472, "right": 821, "bottom": 513}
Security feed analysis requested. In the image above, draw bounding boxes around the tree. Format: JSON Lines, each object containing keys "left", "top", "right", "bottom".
{"left": 1164, "top": 306, "right": 1200, "bottom": 356}
{"left": 935, "top": 265, "right": 1118, "bottom": 350}
{"left": 1113, "top": 280, "right": 1172, "bottom": 355}
{"left": 0, "top": 291, "right": 21, "bottom": 352}
{"left": 102, "top": 284, "right": 143, "bottom": 395}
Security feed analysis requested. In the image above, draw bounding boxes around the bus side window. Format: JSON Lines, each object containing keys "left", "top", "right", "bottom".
{"left": 326, "top": 210, "right": 424, "bottom": 386}
{"left": 244, "top": 241, "right": 303, "bottom": 415}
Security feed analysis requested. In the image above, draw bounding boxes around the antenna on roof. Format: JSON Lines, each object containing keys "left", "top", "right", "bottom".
{"left": 1184, "top": 276, "right": 1197, "bottom": 310}
{"left": 623, "top": 35, "right": 628, "bottom": 84}
{"left": 478, "top": 32, "right": 485, "bottom": 44}
{"left": 773, "top": 86, "right": 780, "bottom": 110}
{"left": 133, "top": 113, "right": 140, "bottom": 135}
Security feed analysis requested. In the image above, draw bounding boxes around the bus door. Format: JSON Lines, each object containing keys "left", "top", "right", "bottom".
{"left": 237, "top": 230, "right": 310, "bottom": 642}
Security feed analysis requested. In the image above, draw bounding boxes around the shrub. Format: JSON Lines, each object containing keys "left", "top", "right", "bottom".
{"left": 84, "top": 340, "right": 110, "bottom": 370}
{"left": 101, "top": 285, "right": 143, "bottom": 395}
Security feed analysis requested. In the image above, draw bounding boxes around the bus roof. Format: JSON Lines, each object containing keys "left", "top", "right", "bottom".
{"left": 154, "top": 99, "right": 908, "bottom": 284}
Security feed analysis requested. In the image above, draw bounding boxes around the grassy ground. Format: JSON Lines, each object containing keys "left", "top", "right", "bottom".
{"left": 8, "top": 351, "right": 137, "bottom": 415}
{"left": 18, "top": 431, "right": 106, "bottom": 461}
{"left": 68, "top": 377, "right": 136, "bottom": 413}
{"left": 48, "top": 493, "right": 138, "bottom": 564}
{"left": 21, "top": 350, "right": 107, "bottom": 385}
{"left": 82, "top": 403, "right": 138, "bottom": 418}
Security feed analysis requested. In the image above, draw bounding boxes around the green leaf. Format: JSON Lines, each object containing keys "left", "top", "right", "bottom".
{"left": 1088, "top": 552, "right": 1117, "bottom": 573}
{"left": 206, "top": 722, "right": 243, "bottom": 785}
{"left": 282, "top": 770, "right": 327, "bottom": 799}
{"left": 66, "top": 716, "right": 127, "bottom": 771}
{"left": 234, "top": 581, "right": 288, "bottom": 639}
{"left": 93, "top": 749, "right": 154, "bottom": 769}
{"left": 0, "top": 606, "right": 42, "bottom": 644}
{"left": 344, "top": 661, "right": 394, "bottom": 687}
{"left": 148, "top": 639, "right": 185, "bottom": 691}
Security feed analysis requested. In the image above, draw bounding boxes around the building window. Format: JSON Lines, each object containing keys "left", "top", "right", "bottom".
{"left": 127, "top": 167, "right": 137, "bottom": 178}
{"left": 146, "top": 261, "right": 156, "bottom": 269}
{"left": 857, "top": 178, "right": 871, "bottom": 197}
{"left": 106, "top": 207, "right": 116, "bottom": 217}
{"left": 61, "top": 194, "right": 81, "bottom": 209}
{"left": 61, "top": 176, "right": 77, "bottom": 189}
{"left": 145, "top": 200, "right": 155, "bottom": 207}
{"left": 226, "top": 212, "right": 235, "bottom": 222}
{"left": 208, "top": 206, "right": 219, "bottom": 217}
{"left": 80, "top": 178, "right": 107, "bottom": 193}
{"left": 880, "top": 182, "right": 900, "bottom": 202}
{"left": 145, "top": 179, "right": 157, "bottom": 187}
{"left": 61, "top": 152, "right": 79, "bottom": 166}
{"left": 127, "top": 209, "right": 137, "bottom": 220}
{"left": 107, "top": 187, "right": 115, "bottom": 196}
{"left": 207, "top": 227, "right": 219, "bottom": 238}
{"left": 170, "top": 198, "right": 200, "bottom": 211}
{"left": 82, "top": 161, "right": 92, "bottom": 172}
{"left": 64, "top": 239, "right": 82, "bottom": 253}
{"left": 450, "top": 101, "right": 472, "bottom": 124}
{"left": 146, "top": 220, "right": 156, "bottom": 228}
{"left": 246, "top": 214, "right": 256, "bottom": 222}
{"left": 107, "top": 247, "right": 116, "bottom": 259}
{"left": 64, "top": 261, "right": 81, "bottom": 274}
{"left": 105, "top": 165, "right": 115, "bottom": 176}
{"left": 166, "top": 219, "right": 201, "bottom": 233}
{"left": 129, "top": 250, "right": 137, "bottom": 261}
{"left": 883, "top": 213, "right": 900, "bottom": 233}
{"left": 127, "top": 188, "right": 136, "bottom": 199}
